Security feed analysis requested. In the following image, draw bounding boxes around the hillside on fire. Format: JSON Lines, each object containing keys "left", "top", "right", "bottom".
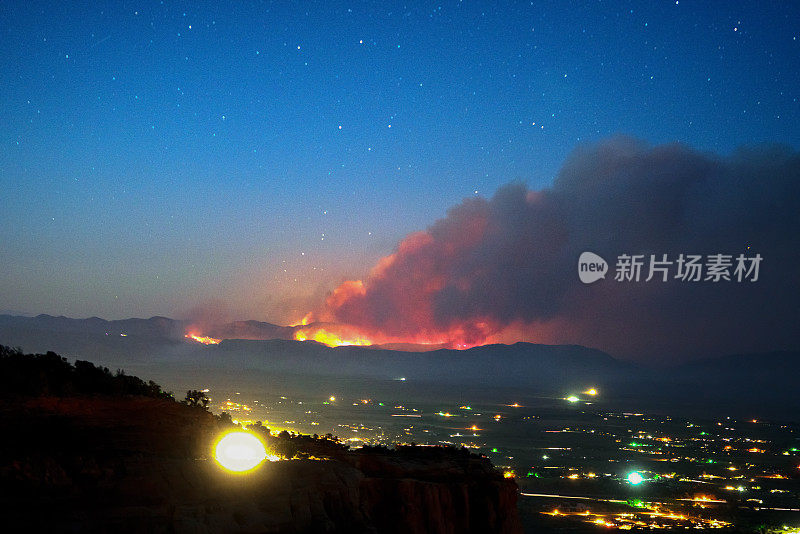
{"left": 2, "top": 314, "right": 799, "bottom": 420}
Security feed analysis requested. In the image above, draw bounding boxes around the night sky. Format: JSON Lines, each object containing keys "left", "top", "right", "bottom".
{"left": 2, "top": 1, "right": 799, "bottom": 357}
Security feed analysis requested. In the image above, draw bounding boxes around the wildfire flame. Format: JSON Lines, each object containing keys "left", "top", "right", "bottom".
{"left": 289, "top": 312, "right": 313, "bottom": 327}
{"left": 294, "top": 326, "right": 372, "bottom": 347}
{"left": 185, "top": 333, "right": 222, "bottom": 345}
{"left": 290, "top": 321, "right": 496, "bottom": 349}
{"left": 292, "top": 233, "right": 514, "bottom": 349}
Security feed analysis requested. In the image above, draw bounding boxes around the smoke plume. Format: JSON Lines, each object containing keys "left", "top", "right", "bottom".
{"left": 310, "top": 138, "right": 800, "bottom": 361}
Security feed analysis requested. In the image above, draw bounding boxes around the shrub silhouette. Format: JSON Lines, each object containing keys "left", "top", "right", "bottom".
{"left": 0, "top": 345, "right": 172, "bottom": 399}
{"left": 183, "top": 389, "right": 210, "bottom": 410}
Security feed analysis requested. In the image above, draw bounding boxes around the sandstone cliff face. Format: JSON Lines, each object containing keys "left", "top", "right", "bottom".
{"left": 0, "top": 396, "right": 521, "bottom": 534}
{"left": 353, "top": 450, "right": 520, "bottom": 534}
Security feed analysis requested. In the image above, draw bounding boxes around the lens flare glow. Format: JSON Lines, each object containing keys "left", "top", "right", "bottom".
{"left": 627, "top": 472, "right": 644, "bottom": 485}
{"left": 214, "top": 431, "right": 274, "bottom": 473}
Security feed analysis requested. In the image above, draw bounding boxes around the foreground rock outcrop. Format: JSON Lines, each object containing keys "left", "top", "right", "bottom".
{"left": 0, "top": 348, "right": 521, "bottom": 533}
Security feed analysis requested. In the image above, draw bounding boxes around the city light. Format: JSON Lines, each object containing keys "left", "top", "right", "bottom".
{"left": 214, "top": 431, "right": 276, "bottom": 473}
{"left": 627, "top": 472, "right": 644, "bottom": 485}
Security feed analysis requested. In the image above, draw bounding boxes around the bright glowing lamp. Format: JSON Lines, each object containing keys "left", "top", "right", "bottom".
{"left": 627, "top": 472, "right": 644, "bottom": 485}
{"left": 566, "top": 395, "right": 580, "bottom": 403}
{"left": 214, "top": 431, "right": 272, "bottom": 473}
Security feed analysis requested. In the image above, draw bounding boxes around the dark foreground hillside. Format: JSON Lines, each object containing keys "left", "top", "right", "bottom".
{"left": 0, "top": 347, "right": 521, "bottom": 534}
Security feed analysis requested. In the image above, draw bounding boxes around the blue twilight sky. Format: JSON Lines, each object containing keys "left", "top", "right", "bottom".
{"left": 1, "top": 1, "right": 799, "bottom": 323}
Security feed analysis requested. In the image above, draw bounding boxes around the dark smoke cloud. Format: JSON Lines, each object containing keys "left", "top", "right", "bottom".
{"left": 322, "top": 137, "right": 800, "bottom": 362}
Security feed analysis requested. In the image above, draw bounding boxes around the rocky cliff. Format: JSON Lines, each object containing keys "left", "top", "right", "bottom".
{"left": 0, "top": 350, "right": 521, "bottom": 533}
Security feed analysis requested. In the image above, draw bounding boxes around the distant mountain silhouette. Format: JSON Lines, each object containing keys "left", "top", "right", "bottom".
{"left": 190, "top": 338, "right": 629, "bottom": 393}
{"left": 0, "top": 314, "right": 797, "bottom": 419}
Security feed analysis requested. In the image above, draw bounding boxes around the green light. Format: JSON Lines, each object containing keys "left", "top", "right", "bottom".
{"left": 491, "top": 448, "right": 499, "bottom": 453}
{"left": 627, "top": 472, "right": 644, "bottom": 485}
{"left": 566, "top": 395, "right": 580, "bottom": 403}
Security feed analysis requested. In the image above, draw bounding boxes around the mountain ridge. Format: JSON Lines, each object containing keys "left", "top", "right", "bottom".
{"left": 1, "top": 313, "right": 798, "bottom": 418}
{"left": 2, "top": 313, "right": 795, "bottom": 371}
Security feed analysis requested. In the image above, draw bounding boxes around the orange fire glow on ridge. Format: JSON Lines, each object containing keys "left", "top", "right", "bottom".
{"left": 293, "top": 326, "right": 372, "bottom": 347}
{"left": 289, "top": 312, "right": 313, "bottom": 327}
{"left": 290, "top": 319, "right": 501, "bottom": 350}
{"left": 185, "top": 333, "right": 222, "bottom": 345}
{"left": 287, "top": 229, "right": 528, "bottom": 349}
